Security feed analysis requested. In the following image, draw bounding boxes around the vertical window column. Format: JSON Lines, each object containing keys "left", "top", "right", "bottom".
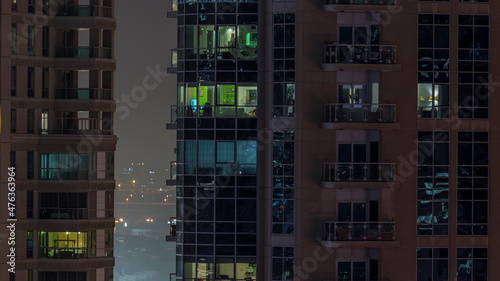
{"left": 417, "top": 131, "right": 449, "bottom": 235}
{"left": 417, "top": 248, "right": 448, "bottom": 281}
{"left": 457, "top": 248, "right": 487, "bottom": 280}
{"left": 457, "top": 132, "right": 488, "bottom": 235}
{"left": 457, "top": 15, "right": 489, "bottom": 119}
{"left": 272, "top": 247, "right": 294, "bottom": 281}
{"left": 272, "top": 131, "right": 294, "bottom": 234}
{"left": 417, "top": 14, "right": 450, "bottom": 119}
{"left": 273, "top": 13, "right": 295, "bottom": 117}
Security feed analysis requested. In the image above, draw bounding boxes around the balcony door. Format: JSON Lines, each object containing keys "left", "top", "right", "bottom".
{"left": 338, "top": 202, "right": 366, "bottom": 222}
{"left": 339, "top": 84, "right": 368, "bottom": 104}
{"left": 338, "top": 143, "right": 366, "bottom": 163}
{"left": 338, "top": 201, "right": 379, "bottom": 222}
{"left": 338, "top": 25, "right": 380, "bottom": 45}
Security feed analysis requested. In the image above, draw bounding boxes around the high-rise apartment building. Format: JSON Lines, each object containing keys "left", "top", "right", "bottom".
{"left": 0, "top": 1, "right": 116, "bottom": 281}
{"left": 167, "top": 0, "right": 499, "bottom": 280}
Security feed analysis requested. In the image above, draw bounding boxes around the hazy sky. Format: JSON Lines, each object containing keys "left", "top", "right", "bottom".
{"left": 115, "top": 0, "right": 177, "bottom": 171}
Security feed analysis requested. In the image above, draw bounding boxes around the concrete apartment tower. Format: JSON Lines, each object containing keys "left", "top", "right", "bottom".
{"left": 0, "top": 1, "right": 116, "bottom": 281}
{"left": 166, "top": 0, "right": 500, "bottom": 280}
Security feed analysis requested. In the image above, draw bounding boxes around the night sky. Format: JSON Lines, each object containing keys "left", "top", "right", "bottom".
{"left": 115, "top": 0, "right": 177, "bottom": 171}
{"left": 114, "top": 1, "right": 177, "bottom": 280}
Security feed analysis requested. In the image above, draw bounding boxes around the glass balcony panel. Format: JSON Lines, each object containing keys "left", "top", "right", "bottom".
{"left": 366, "top": 223, "right": 380, "bottom": 240}
{"left": 352, "top": 164, "right": 366, "bottom": 181}
{"left": 324, "top": 221, "right": 395, "bottom": 241}
{"left": 380, "top": 223, "right": 395, "bottom": 240}
{"left": 325, "top": 43, "right": 396, "bottom": 64}
{"left": 324, "top": 103, "right": 396, "bottom": 123}
{"left": 351, "top": 223, "right": 365, "bottom": 240}
{"left": 336, "top": 223, "right": 350, "bottom": 240}
{"left": 324, "top": 162, "right": 395, "bottom": 182}
{"left": 56, "top": 47, "right": 111, "bottom": 59}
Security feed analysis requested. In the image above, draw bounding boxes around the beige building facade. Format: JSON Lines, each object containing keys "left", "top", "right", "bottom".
{"left": 170, "top": 0, "right": 500, "bottom": 280}
{"left": 0, "top": 1, "right": 116, "bottom": 281}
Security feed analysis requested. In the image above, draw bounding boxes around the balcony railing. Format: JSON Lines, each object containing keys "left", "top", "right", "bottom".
{"left": 39, "top": 169, "right": 112, "bottom": 180}
{"left": 169, "top": 161, "right": 177, "bottom": 180}
{"left": 324, "top": 103, "right": 396, "bottom": 123}
{"left": 324, "top": 221, "right": 395, "bottom": 241}
{"left": 323, "top": 162, "right": 395, "bottom": 182}
{"left": 171, "top": 49, "right": 178, "bottom": 68}
{"left": 55, "top": 88, "right": 112, "bottom": 100}
{"left": 325, "top": 0, "right": 396, "bottom": 4}
{"left": 325, "top": 43, "right": 396, "bottom": 64}
{"left": 56, "top": 5, "right": 113, "bottom": 17}
{"left": 41, "top": 118, "right": 113, "bottom": 135}
{"left": 39, "top": 208, "right": 88, "bottom": 219}
{"left": 40, "top": 247, "right": 90, "bottom": 259}
{"left": 55, "top": 46, "right": 112, "bottom": 59}
{"left": 171, "top": 105, "right": 257, "bottom": 120}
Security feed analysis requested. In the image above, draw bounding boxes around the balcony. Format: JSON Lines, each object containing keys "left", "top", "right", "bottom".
{"left": 167, "top": 0, "right": 178, "bottom": 18}
{"left": 39, "top": 169, "right": 113, "bottom": 181}
{"left": 323, "top": 0, "right": 396, "bottom": 12}
{"left": 167, "top": 105, "right": 258, "bottom": 130}
{"left": 41, "top": 118, "right": 113, "bottom": 135}
{"left": 40, "top": 247, "right": 91, "bottom": 259}
{"left": 39, "top": 208, "right": 89, "bottom": 220}
{"left": 56, "top": 5, "right": 113, "bottom": 18}
{"left": 322, "top": 162, "right": 396, "bottom": 188}
{"left": 56, "top": 88, "right": 112, "bottom": 100}
{"left": 323, "top": 103, "right": 400, "bottom": 130}
{"left": 322, "top": 221, "right": 399, "bottom": 248}
{"left": 166, "top": 161, "right": 177, "bottom": 186}
{"left": 56, "top": 46, "right": 112, "bottom": 59}
{"left": 323, "top": 43, "right": 400, "bottom": 71}
{"left": 167, "top": 49, "right": 178, "bottom": 74}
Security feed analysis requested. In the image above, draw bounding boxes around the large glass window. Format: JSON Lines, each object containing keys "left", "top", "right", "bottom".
{"left": 417, "top": 14, "right": 450, "bottom": 119}
{"left": 458, "top": 15, "right": 489, "bottom": 119}
{"left": 417, "top": 131, "right": 449, "bottom": 235}
{"left": 28, "top": 25, "right": 35, "bottom": 55}
{"left": 272, "top": 247, "right": 294, "bottom": 281}
{"left": 39, "top": 231, "right": 94, "bottom": 259}
{"left": 272, "top": 131, "right": 294, "bottom": 234}
{"left": 457, "top": 248, "right": 487, "bottom": 281}
{"left": 39, "top": 193, "right": 88, "bottom": 219}
{"left": 457, "top": 132, "right": 488, "bottom": 235}
{"left": 337, "top": 261, "right": 367, "bottom": 281}
{"left": 417, "top": 248, "right": 448, "bottom": 281}
{"left": 39, "top": 153, "right": 89, "bottom": 180}
{"left": 273, "top": 13, "right": 295, "bottom": 117}
{"left": 11, "top": 24, "right": 17, "bottom": 54}
{"left": 179, "top": 83, "right": 256, "bottom": 117}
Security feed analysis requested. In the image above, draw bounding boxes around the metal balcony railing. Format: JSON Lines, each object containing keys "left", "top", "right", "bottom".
{"left": 323, "top": 162, "right": 395, "bottom": 182}
{"left": 170, "top": 105, "right": 257, "bottom": 121}
{"left": 41, "top": 118, "right": 113, "bottom": 135}
{"left": 55, "top": 46, "right": 112, "bottom": 59}
{"left": 171, "top": 49, "right": 178, "bottom": 68}
{"left": 325, "top": 0, "right": 396, "bottom": 4}
{"left": 325, "top": 43, "right": 397, "bottom": 64}
{"left": 167, "top": 161, "right": 177, "bottom": 182}
{"left": 324, "top": 103, "right": 396, "bottom": 123}
{"left": 40, "top": 247, "right": 90, "bottom": 259}
{"left": 39, "top": 208, "right": 89, "bottom": 220}
{"left": 39, "top": 169, "right": 112, "bottom": 180}
{"left": 324, "top": 221, "right": 395, "bottom": 241}
{"left": 55, "top": 88, "right": 112, "bottom": 100}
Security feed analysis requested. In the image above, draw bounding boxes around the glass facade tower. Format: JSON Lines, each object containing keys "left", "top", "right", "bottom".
{"left": 167, "top": 0, "right": 500, "bottom": 280}
{"left": 173, "top": 1, "right": 259, "bottom": 280}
